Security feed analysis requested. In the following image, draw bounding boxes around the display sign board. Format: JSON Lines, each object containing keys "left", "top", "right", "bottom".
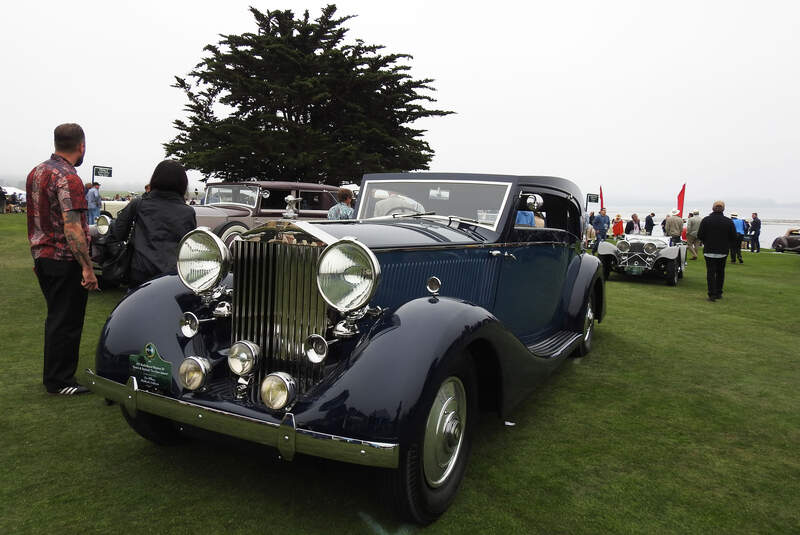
{"left": 586, "top": 193, "right": 599, "bottom": 203}
{"left": 94, "top": 166, "right": 112, "bottom": 178}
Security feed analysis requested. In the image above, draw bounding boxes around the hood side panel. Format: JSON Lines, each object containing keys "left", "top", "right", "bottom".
{"left": 371, "top": 249, "right": 500, "bottom": 311}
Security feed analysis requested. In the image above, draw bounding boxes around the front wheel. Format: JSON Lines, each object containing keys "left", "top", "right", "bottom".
{"left": 121, "top": 407, "right": 184, "bottom": 446}
{"left": 774, "top": 242, "right": 785, "bottom": 253}
{"left": 213, "top": 221, "right": 249, "bottom": 249}
{"left": 601, "top": 257, "right": 612, "bottom": 281}
{"left": 666, "top": 260, "right": 678, "bottom": 286}
{"left": 387, "top": 360, "right": 476, "bottom": 525}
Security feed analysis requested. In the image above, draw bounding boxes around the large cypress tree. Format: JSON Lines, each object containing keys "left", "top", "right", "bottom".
{"left": 164, "top": 5, "right": 452, "bottom": 184}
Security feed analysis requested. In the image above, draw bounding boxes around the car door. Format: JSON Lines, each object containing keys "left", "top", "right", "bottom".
{"left": 491, "top": 191, "right": 579, "bottom": 345}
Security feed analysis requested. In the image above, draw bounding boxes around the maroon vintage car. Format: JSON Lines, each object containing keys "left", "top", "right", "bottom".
{"left": 196, "top": 181, "right": 341, "bottom": 246}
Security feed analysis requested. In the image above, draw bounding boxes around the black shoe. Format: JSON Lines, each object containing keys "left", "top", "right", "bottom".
{"left": 48, "top": 385, "right": 91, "bottom": 396}
{"left": 707, "top": 296, "right": 717, "bottom": 302}
{"left": 714, "top": 294, "right": 723, "bottom": 300}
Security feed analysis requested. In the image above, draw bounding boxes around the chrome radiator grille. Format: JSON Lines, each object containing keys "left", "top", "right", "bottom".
{"left": 232, "top": 240, "right": 328, "bottom": 392}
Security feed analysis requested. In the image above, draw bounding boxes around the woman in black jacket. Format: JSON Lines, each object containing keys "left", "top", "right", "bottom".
{"left": 112, "top": 160, "right": 197, "bottom": 287}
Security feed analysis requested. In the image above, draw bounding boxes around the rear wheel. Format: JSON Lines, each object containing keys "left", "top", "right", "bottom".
{"left": 121, "top": 407, "right": 184, "bottom": 446}
{"left": 576, "top": 291, "right": 595, "bottom": 357}
{"left": 387, "top": 359, "right": 476, "bottom": 525}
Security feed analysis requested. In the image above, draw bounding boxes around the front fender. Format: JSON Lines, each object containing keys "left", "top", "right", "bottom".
{"left": 94, "top": 274, "right": 230, "bottom": 393}
{"left": 295, "top": 297, "right": 541, "bottom": 445}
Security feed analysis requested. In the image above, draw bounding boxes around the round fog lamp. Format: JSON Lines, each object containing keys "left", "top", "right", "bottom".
{"left": 617, "top": 240, "right": 630, "bottom": 252}
{"left": 304, "top": 334, "right": 328, "bottom": 364}
{"left": 180, "top": 312, "right": 199, "bottom": 338}
{"left": 643, "top": 242, "right": 658, "bottom": 254}
{"left": 228, "top": 340, "right": 260, "bottom": 376}
{"left": 96, "top": 214, "right": 111, "bottom": 235}
{"left": 179, "top": 356, "right": 211, "bottom": 391}
{"left": 260, "top": 372, "right": 297, "bottom": 410}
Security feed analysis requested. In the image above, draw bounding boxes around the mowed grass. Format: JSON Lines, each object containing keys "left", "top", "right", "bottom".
{"left": 1, "top": 212, "right": 798, "bottom": 534}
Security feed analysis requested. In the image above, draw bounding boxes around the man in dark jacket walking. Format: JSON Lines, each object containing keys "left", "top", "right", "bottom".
{"left": 697, "top": 201, "right": 737, "bottom": 302}
{"left": 749, "top": 212, "right": 761, "bottom": 252}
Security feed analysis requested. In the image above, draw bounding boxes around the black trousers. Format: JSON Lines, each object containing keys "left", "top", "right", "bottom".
{"left": 704, "top": 256, "right": 727, "bottom": 298}
{"left": 730, "top": 234, "right": 743, "bottom": 262}
{"left": 750, "top": 232, "right": 760, "bottom": 252}
{"left": 34, "top": 258, "right": 88, "bottom": 391}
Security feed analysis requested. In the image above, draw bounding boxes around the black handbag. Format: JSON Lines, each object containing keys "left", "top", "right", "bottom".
{"left": 100, "top": 198, "right": 140, "bottom": 285}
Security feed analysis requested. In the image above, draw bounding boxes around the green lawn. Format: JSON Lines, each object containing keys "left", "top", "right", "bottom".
{"left": 1, "top": 212, "right": 798, "bottom": 534}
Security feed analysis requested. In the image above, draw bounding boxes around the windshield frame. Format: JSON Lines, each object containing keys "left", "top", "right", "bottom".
{"left": 356, "top": 179, "right": 513, "bottom": 232}
{"left": 203, "top": 184, "right": 260, "bottom": 209}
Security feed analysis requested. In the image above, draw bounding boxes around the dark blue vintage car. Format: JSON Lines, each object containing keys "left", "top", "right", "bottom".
{"left": 87, "top": 172, "right": 606, "bottom": 524}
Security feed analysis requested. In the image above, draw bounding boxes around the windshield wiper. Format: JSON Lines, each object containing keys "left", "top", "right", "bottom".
{"left": 391, "top": 211, "right": 436, "bottom": 219}
{"left": 445, "top": 215, "right": 482, "bottom": 226}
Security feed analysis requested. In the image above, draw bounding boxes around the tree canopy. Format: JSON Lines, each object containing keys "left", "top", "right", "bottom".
{"left": 164, "top": 5, "right": 452, "bottom": 184}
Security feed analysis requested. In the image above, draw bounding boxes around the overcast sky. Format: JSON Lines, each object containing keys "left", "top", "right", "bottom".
{"left": 2, "top": 0, "right": 798, "bottom": 214}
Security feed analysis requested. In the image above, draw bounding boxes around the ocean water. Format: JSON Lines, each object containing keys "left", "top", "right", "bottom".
{"left": 589, "top": 204, "right": 799, "bottom": 250}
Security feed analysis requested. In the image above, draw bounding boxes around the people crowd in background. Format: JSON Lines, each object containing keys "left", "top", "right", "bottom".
{"left": 749, "top": 213, "right": 761, "bottom": 252}
{"left": 625, "top": 213, "right": 642, "bottom": 234}
{"left": 729, "top": 213, "right": 746, "bottom": 263}
{"left": 612, "top": 214, "right": 624, "bottom": 239}
{"left": 85, "top": 182, "right": 101, "bottom": 224}
{"left": 591, "top": 208, "right": 610, "bottom": 253}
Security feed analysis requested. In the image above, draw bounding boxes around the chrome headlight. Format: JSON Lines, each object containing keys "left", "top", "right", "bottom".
{"left": 260, "top": 372, "right": 297, "bottom": 410}
{"left": 316, "top": 237, "right": 380, "bottom": 313}
{"left": 178, "top": 356, "right": 211, "bottom": 391}
{"left": 177, "top": 228, "right": 231, "bottom": 294}
{"left": 617, "top": 240, "right": 630, "bottom": 252}
{"left": 643, "top": 242, "right": 658, "bottom": 254}
{"left": 96, "top": 214, "right": 111, "bottom": 235}
{"left": 228, "top": 340, "right": 260, "bottom": 376}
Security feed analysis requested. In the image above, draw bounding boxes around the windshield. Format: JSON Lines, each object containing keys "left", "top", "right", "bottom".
{"left": 357, "top": 179, "right": 512, "bottom": 230}
{"left": 204, "top": 185, "right": 260, "bottom": 208}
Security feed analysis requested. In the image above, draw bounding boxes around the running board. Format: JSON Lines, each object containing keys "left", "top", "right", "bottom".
{"left": 526, "top": 330, "right": 582, "bottom": 359}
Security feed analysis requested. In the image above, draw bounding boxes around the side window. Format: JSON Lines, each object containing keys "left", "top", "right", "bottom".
{"left": 511, "top": 193, "right": 578, "bottom": 244}
{"left": 299, "top": 191, "right": 333, "bottom": 211}
{"left": 260, "top": 189, "right": 290, "bottom": 210}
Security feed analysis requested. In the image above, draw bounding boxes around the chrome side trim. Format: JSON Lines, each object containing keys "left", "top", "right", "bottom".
{"left": 86, "top": 369, "right": 399, "bottom": 469}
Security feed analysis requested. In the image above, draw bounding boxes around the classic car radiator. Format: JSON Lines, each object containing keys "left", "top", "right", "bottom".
{"left": 231, "top": 240, "right": 327, "bottom": 392}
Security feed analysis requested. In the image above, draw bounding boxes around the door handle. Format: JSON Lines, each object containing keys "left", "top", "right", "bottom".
{"left": 489, "top": 250, "right": 516, "bottom": 260}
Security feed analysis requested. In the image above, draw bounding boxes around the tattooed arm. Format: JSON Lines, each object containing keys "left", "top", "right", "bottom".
{"left": 63, "top": 210, "right": 99, "bottom": 290}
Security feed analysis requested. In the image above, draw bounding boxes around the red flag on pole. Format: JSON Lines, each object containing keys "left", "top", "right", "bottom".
{"left": 676, "top": 183, "right": 686, "bottom": 217}
{"left": 599, "top": 186, "right": 604, "bottom": 210}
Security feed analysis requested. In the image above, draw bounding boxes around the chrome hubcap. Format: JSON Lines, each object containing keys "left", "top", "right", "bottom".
{"left": 423, "top": 377, "right": 467, "bottom": 488}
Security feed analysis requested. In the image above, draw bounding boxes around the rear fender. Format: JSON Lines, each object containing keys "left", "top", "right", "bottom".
{"left": 563, "top": 253, "right": 605, "bottom": 332}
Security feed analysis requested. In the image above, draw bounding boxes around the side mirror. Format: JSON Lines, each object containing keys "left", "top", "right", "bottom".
{"left": 525, "top": 194, "right": 543, "bottom": 211}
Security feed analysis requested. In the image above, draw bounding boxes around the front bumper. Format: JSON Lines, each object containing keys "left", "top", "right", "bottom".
{"left": 86, "top": 369, "right": 399, "bottom": 469}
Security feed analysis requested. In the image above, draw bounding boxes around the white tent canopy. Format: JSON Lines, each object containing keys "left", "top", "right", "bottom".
{"left": 1, "top": 186, "right": 26, "bottom": 202}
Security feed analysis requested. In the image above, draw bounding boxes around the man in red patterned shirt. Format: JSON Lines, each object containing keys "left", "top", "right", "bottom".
{"left": 27, "top": 123, "right": 98, "bottom": 395}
